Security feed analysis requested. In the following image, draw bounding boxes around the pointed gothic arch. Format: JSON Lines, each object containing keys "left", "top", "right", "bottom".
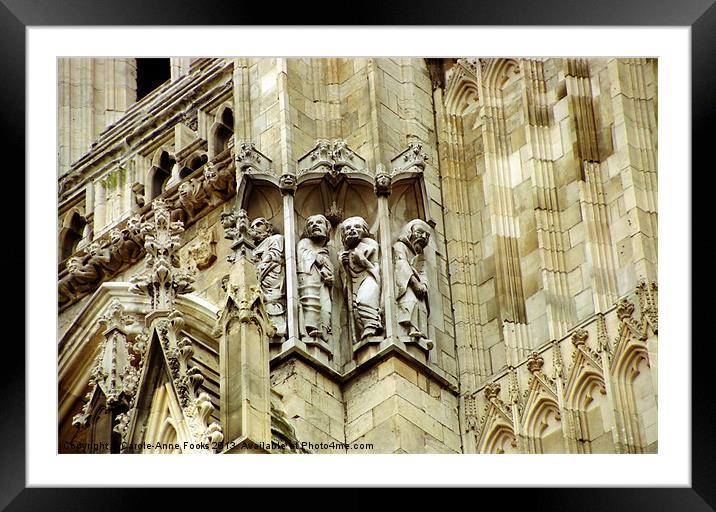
{"left": 59, "top": 207, "right": 88, "bottom": 261}
{"left": 566, "top": 370, "right": 611, "bottom": 453}
{"left": 146, "top": 148, "right": 176, "bottom": 200}
{"left": 612, "top": 343, "right": 655, "bottom": 453}
{"left": 209, "top": 104, "right": 234, "bottom": 158}
{"left": 481, "top": 422, "right": 518, "bottom": 454}
{"left": 522, "top": 396, "right": 563, "bottom": 454}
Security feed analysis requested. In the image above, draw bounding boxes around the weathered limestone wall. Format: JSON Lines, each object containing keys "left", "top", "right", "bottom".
{"left": 57, "top": 58, "right": 137, "bottom": 177}
{"left": 271, "top": 359, "right": 346, "bottom": 453}
{"left": 343, "top": 355, "right": 461, "bottom": 453}
{"left": 58, "top": 57, "right": 656, "bottom": 454}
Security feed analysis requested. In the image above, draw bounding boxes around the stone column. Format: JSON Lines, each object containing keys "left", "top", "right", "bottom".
{"left": 374, "top": 168, "right": 396, "bottom": 342}
{"left": 278, "top": 174, "right": 299, "bottom": 343}
{"left": 93, "top": 178, "right": 107, "bottom": 233}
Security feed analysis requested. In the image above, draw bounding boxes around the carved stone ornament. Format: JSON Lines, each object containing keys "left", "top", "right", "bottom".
{"left": 390, "top": 140, "right": 429, "bottom": 175}
{"left": 183, "top": 110, "right": 198, "bottom": 131}
{"left": 236, "top": 141, "right": 274, "bottom": 176}
{"left": 526, "top": 352, "right": 545, "bottom": 374}
{"left": 571, "top": 328, "right": 589, "bottom": 347}
{"left": 72, "top": 299, "right": 140, "bottom": 428}
{"left": 221, "top": 207, "right": 255, "bottom": 261}
{"left": 202, "top": 159, "right": 237, "bottom": 207}
{"left": 636, "top": 280, "right": 658, "bottom": 334}
{"left": 297, "top": 139, "right": 367, "bottom": 182}
{"left": 445, "top": 58, "right": 479, "bottom": 90}
{"left": 186, "top": 227, "right": 217, "bottom": 270}
{"left": 339, "top": 216, "right": 383, "bottom": 342}
{"left": 279, "top": 173, "right": 297, "bottom": 195}
{"left": 324, "top": 200, "right": 344, "bottom": 228}
{"left": 129, "top": 199, "right": 195, "bottom": 311}
{"left": 374, "top": 172, "right": 392, "bottom": 197}
{"left": 484, "top": 382, "right": 501, "bottom": 401}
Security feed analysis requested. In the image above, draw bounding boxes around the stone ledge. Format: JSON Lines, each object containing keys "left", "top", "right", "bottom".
{"left": 270, "top": 337, "right": 459, "bottom": 394}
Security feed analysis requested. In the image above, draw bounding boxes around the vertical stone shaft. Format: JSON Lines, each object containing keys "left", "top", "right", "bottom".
{"left": 435, "top": 82, "right": 486, "bottom": 386}
{"left": 480, "top": 60, "right": 529, "bottom": 363}
{"left": 233, "top": 58, "right": 252, "bottom": 141}
{"left": 522, "top": 59, "right": 575, "bottom": 340}
{"left": 277, "top": 58, "right": 293, "bottom": 176}
{"left": 282, "top": 191, "right": 299, "bottom": 342}
{"left": 376, "top": 195, "right": 395, "bottom": 340}
{"left": 220, "top": 255, "right": 271, "bottom": 448}
{"left": 566, "top": 59, "right": 619, "bottom": 313}
{"left": 612, "top": 59, "right": 658, "bottom": 285}
{"left": 366, "top": 58, "right": 384, "bottom": 171}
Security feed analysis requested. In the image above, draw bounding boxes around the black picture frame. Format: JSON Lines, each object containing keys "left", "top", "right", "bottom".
{"left": 7, "top": 0, "right": 708, "bottom": 509}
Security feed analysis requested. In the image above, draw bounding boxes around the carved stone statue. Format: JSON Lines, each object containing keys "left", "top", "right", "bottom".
{"left": 171, "top": 179, "right": 207, "bottom": 223}
{"left": 297, "top": 214, "right": 334, "bottom": 342}
{"left": 58, "top": 255, "right": 102, "bottom": 305}
{"left": 339, "top": 216, "right": 383, "bottom": 342}
{"left": 202, "top": 163, "right": 236, "bottom": 206}
{"left": 393, "top": 219, "right": 431, "bottom": 341}
{"left": 251, "top": 218, "right": 286, "bottom": 338}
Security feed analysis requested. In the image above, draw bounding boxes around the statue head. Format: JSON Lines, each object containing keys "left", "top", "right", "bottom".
{"left": 67, "top": 256, "right": 84, "bottom": 273}
{"left": 341, "top": 216, "right": 370, "bottom": 249}
{"left": 404, "top": 219, "right": 431, "bottom": 254}
{"left": 178, "top": 181, "right": 192, "bottom": 198}
{"left": 303, "top": 214, "right": 331, "bottom": 242}
{"left": 203, "top": 164, "right": 218, "bottom": 183}
{"left": 250, "top": 217, "right": 275, "bottom": 243}
{"left": 109, "top": 228, "right": 124, "bottom": 246}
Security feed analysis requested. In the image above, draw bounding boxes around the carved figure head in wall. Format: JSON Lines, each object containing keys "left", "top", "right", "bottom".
{"left": 341, "top": 216, "right": 371, "bottom": 249}
{"left": 66, "top": 255, "right": 84, "bottom": 274}
{"left": 279, "top": 173, "right": 297, "bottom": 195}
{"left": 402, "top": 219, "right": 432, "bottom": 254}
{"left": 178, "top": 181, "right": 192, "bottom": 200}
{"left": 203, "top": 164, "right": 219, "bottom": 183}
{"left": 250, "top": 217, "right": 275, "bottom": 244}
{"left": 108, "top": 228, "right": 123, "bottom": 247}
{"left": 302, "top": 214, "right": 331, "bottom": 243}
{"left": 374, "top": 172, "right": 392, "bottom": 196}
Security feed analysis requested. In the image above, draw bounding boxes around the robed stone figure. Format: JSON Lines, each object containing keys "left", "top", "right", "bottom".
{"left": 251, "top": 217, "right": 286, "bottom": 338}
{"left": 339, "top": 216, "right": 383, "bottom": 342}
{"left": 393, "top": 219, "right": 431, "bottom": 341}
{"left": 297, "top": 214, "right": 334, "bottom": 342}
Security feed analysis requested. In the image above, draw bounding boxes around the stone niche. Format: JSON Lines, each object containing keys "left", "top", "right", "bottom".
{"left": 233, "top": 139, "right": 435, "bottom": 372}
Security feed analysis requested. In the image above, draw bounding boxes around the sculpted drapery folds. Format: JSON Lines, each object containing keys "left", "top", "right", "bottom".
{"left": 297, "top": 214, "right": 334, "bottom": 342}
{"left": 340, "top": 216, "right": 383, "bottom": 342}
{"left": 250, "top": 218, "right": 287, "bottom": 339}
{"left": 394, "top": 219, "right": 432, "bottom": 342}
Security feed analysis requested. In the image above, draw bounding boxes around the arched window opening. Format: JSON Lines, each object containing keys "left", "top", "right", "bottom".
{"left": 147, "top": 149, "right": 176, "bottom": 201}
{"left": 179, "top": 152, "right": 208, "bottom": 180}
{"left": 209, "top": 106, "right": 234, "bottom": 158}
{"left": 59, "top": 210, "right": 87, "bottom": 261}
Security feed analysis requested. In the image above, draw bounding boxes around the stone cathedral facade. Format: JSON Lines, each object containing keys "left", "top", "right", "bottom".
{"left": 57, "top": 57, "right": 658, "bottom": 454}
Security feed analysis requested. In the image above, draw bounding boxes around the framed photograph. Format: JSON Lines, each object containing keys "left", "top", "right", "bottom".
{"left": 11, "top": 0, "right": 707, "bottom": 508}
